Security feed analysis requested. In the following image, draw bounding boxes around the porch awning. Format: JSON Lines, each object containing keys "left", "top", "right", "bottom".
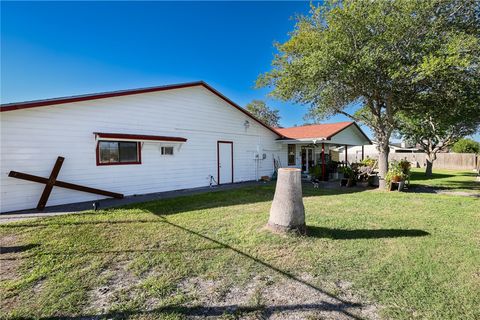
{"left": 94, "top": 132, "right": 187, "bottom": 143}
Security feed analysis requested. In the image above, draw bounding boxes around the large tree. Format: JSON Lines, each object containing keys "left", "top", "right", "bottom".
{"left": 398, "top": 110, "right": 479, "bottom": 177}
{"left": 397, "top": 0, "right": 480, "bottom": 176}
{"left": 245, "top": 100, "right": 281, "bottom": 127}
{"left": 257, "top": 0, "right": 479, "bottom": 188}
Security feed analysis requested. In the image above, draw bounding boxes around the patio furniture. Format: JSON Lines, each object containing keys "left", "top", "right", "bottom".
{"left": 357, "top": 160, "right": 378, "bottom": 187}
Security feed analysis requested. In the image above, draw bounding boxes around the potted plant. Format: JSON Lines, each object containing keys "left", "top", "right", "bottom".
{"left": 360, "top": 158, "right": 376, "bottom": 168}
{"left": 328, "top": 161, "right": 340, "bottom": 180}
{"left": 339, "top": 166, "right": 355, "bottom": 187}
{"left": 385, "top": 161, "right": 406, "bottom": 190}
{"left": 398, "top": 159, "right": 411, "bottom": 188}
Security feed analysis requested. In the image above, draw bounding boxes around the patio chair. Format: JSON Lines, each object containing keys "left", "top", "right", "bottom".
{"left": 357, "top": 160, "right": 378, "bottom": 180}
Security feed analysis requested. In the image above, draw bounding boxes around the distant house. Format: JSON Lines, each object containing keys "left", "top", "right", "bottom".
{"left": 0, "top": 81, "right": 371, "bottom": 212}
{"left": 332, "top": 141, "right": 421, "bottom": 163}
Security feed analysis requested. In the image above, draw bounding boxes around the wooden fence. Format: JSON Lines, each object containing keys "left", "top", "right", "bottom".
{"left": 388, "top": 153, "right": 478, "bottom": 170}
{"left": 358, "top": 152, "right": 478, "bottom": 170}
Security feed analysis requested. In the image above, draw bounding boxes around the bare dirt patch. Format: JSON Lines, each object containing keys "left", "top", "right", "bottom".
{"left": 178, "top": 274, "right": 380, "bottom": 319}
{"left": 87, "top": 259, "right": 139, "bottom": 314}
{"left": 0, "top": 234, "right": 31, "bottom": 313}
{"left": 436, "top": 190, "right": 480, "bottom": 197}
{"left": 410, "top": 186, "right": 480, "bottom": 198}
{"left": 0, "top": 235, "right": 23, "bottom": 282}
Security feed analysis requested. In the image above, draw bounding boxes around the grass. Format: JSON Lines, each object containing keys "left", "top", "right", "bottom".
{"left": 409, "top": 168, "right": 479, "bottom": 192}
{"left": 1, "top": 170, "right": 479, "bottom": 319}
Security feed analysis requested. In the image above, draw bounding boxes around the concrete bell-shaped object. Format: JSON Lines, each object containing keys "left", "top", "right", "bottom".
{"left": 267, "top": 168, "right": 306, "bottom": 234}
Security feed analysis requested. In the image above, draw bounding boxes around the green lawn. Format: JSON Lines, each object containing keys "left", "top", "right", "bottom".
{"left": 409, "top": 168, "right": 479, "bottom": 192}
{"left": 1, "top": 171, "right": 479, "bottom": 319}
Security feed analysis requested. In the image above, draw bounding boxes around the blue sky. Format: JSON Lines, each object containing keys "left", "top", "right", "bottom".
{"left": 1, "top": 2, "right": 478, "bottom": 141}
{"left": 1, "top": 1, "right": 342, "bottom": 128}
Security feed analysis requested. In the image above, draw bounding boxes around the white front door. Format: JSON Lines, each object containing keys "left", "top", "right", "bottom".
{"left": 218, "top": 141, "right": 233, "bottom": 184}
{"left": 301, "top": 147, "right": 315, "bottom": 172}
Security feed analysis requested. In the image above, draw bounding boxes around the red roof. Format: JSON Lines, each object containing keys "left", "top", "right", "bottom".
{"left": 94, "top": 132, "right": 187, "bottom": 142}
{"left": 0, "top": 81, "right": 281, "bottom": 137}
{"left": 276, "top": 122, "right": 362, "bottom": 140}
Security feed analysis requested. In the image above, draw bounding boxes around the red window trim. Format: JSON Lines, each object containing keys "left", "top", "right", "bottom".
{"left": 94, "top": 132, "right": 187, "bottom": 142}
{"left": 96, "top": 140, "right": 142, "bottom": 166}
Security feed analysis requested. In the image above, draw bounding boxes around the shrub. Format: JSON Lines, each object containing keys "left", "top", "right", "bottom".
{"left": 339, "top": 166, "right": 354, "bottom": 179}
{"left": 451, "top": 138, "right": 480, "bottom": 154}
{"left": 399, "top": 159, "right": 411, "bottom": 175}
{"left": 360, "top": 158, "right": 376, "bottom": 168}
{"left": 309, "top": 165, "right": 323, "bottom": 180}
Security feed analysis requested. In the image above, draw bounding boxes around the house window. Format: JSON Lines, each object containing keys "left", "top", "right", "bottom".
{"left": 161, "top": 146, "right": 174, "bottom": 155}
{"left": 97, "top": 141, "right": 141, "bottom": 165}
{"left": 288, "top": 144, "right": 296, "bottom": 165}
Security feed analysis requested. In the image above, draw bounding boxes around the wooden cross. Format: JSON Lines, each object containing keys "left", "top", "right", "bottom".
{"left": 8, "top": 156, "right": 124, "bottom": 210}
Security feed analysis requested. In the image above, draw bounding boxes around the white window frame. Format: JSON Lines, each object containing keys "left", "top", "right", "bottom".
{"left": 161, "top": 146, "right": 175, "bottom": 156}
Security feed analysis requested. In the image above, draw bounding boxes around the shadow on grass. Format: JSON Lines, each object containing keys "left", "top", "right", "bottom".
{"left": 413, "top": 183, "right": 479, "bottom": 190}
{"left": 1, "top": 226, "right": 429, "bottom": 262}
{"left": 407, "top": 186, "right": 480, "bottom": 197}
{"left": 409, "top": 171, "right": 479, "bottom": 190}
{"left": 11, "top": 215, "right": 371, "bottom": 320}
{"left": 1, "top": 180, "right": 371, "bottom": 216}
{"left": 129, "top": 183, "right": 371, "bottom": 216}
{"left": 2, "top": 206, "right": 431, "bottom": 319}
{"left": 0, "top": 243, "right": 39, "bottom": 254}
{"left": 407, "top": 170, "right": 480, "bottom": 197}
{"left": 410, "top": 171, "right": 458, "bottom": 181}
{"left": 307, "top": 226, "right": 429, "bottom": 239}
{"left": 0, "top": 245, "right": 225, "bottom": 261}
{"left": 1, "top": 184, "right": 372, "bottom": 229}
{"left": 148, "top": 216, "right": 366, "bottom": 319}
{"left": 0, "top": 219, "right": 164, "bottom": 228}
{"left": 14, "top": 302, "right": 366, "bottom": 320}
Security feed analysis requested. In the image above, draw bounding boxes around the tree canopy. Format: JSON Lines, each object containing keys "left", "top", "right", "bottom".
{"left": 245, "top": 100, "right": 281, "bottom": 127}
{"left": 257, "top": 0, "right": 479, "bottom": 187}
{"left": 451, "top": 138, "right": 480, "bottom": 154}
{"left": 397, "top": 106, "right": 479, "bottom": 175}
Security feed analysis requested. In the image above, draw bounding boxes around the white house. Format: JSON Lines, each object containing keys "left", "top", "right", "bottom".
{"left": 334, "top": 141, "right": 421, "bottom": 163}
{"left": 0, "top": 81, "right": 371, "bottom": 213}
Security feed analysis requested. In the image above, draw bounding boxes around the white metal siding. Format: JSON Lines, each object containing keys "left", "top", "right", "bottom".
{"left": 328, "top": 125, "right": 368, "bottom": 146}
{"left": 0, "top": 86, "right": 280, "bottom": 212}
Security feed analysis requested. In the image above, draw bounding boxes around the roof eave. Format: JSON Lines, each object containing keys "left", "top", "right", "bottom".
{"left": 276, "top": 138, "right": 336, "bottom": 145}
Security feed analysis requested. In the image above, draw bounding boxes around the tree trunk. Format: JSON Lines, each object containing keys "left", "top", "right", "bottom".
{"left": 377, "top": 142, "right": 390, "bottom": 189}
{"left": 425, "top": 160, "right": 433, "bottom": 177}
{"left": 425, "top": 153, "right": 436, "bottom": 178}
